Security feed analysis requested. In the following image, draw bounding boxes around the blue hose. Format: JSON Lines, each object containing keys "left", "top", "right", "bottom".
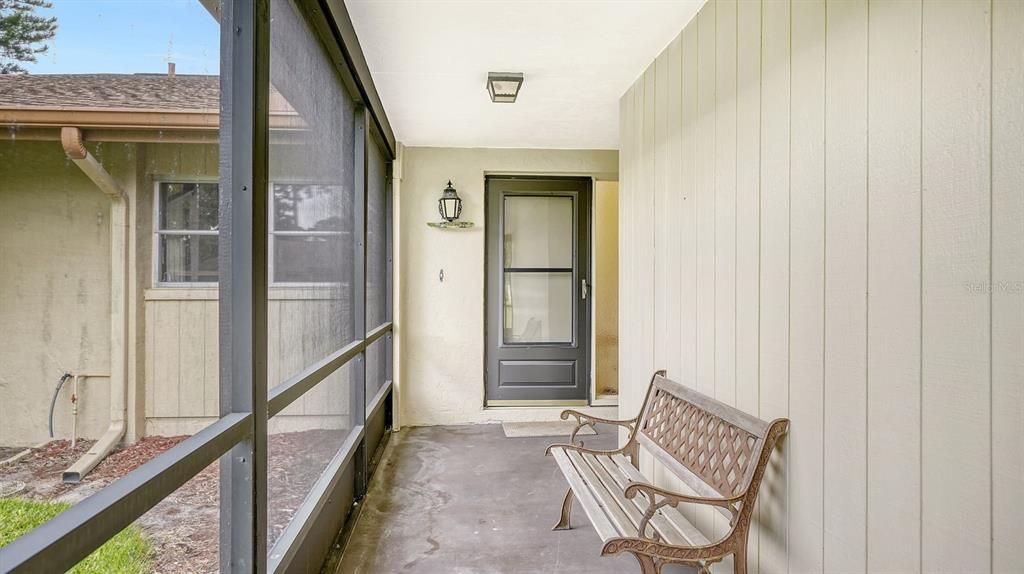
{"left": 48, "top": 372, "right": 72, "bottom": 439}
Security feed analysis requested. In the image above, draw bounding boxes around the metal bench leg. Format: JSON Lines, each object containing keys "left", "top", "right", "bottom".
{"left": 552, "top": 487, "right": 574, "bottom": 530}
{"left": 630, "top": 552, "right": 660, "bottom": 574}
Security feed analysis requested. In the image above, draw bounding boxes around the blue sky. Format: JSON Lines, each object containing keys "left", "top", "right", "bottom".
{"left": 26, "top": 1, "right": 219, "bottom": 75}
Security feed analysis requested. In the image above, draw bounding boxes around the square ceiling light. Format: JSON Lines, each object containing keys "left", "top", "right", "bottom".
{"left": 487, "top": 72, "right": 524, "bottom": 103}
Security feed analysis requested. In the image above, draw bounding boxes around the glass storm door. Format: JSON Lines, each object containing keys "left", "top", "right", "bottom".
{"left": 485, "top": 177, "right": 591, "bottom": 405}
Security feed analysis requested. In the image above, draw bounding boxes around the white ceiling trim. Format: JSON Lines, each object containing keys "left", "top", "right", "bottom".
{"left": 345, "top": 0, "right": 705, "bottom": 150}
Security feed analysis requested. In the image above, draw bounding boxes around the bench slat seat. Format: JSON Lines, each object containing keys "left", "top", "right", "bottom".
{"left": 551, "top": 448, "right": 711, "bottom": 547}
{"left": 603, "top": 454, "right": 711, "bottom": 546}
{"left": 549, "top": 448, "right": 619, "bottom": 541}
{"left": 546, "top": 371, "right": 789, "bottom": 574}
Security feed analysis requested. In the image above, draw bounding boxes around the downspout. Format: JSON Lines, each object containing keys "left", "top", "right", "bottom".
{"left": 60, "top": 126, "right": 129, "bottom": 483}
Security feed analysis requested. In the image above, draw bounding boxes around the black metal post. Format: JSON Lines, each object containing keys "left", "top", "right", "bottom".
{"left": 219, "top": 0, "right": 269, "bottom": 571}
{"left": 351, "top": 105, "right": 369, "bottom": 498}
{"left": 384, "top": 160, "right": 394, "bottom": 428}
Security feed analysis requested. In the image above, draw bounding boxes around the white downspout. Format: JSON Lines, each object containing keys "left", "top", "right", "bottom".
{"left": 60, "top": 126, "right": 129, "bottom": 483}
{"left": 392, "top": 143, "right": 403, "bottom": 430}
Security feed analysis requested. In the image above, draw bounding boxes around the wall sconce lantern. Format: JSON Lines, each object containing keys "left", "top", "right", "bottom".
{"left": 487, "top": 72, "right": 524, "bottom": 103}
{"left": 428, "top": 180, "right": 474, "bottom": 229}
{"left": 438, "top": 180, "right": 462, "bottom": 221}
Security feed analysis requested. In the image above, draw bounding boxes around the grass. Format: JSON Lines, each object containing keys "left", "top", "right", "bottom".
{"left": 0, "top": 498, "right": 151, "bottom": 573}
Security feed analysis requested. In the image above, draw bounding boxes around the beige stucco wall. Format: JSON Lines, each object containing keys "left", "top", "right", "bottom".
{"left": 0, "top": 140, "right": 135, "bottom": 446}
{"left": 397, "top": 146, "right": 617, "bottom": 427}
{"left": 619, "top": 1, "right": 1023, "bottom": 572}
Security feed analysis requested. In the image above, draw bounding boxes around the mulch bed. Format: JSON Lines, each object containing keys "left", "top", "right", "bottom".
{"left": 0, "top": 446, "right": 28, "bottom": 462}
{"left": 0, "top": 429, "right": 348, "bottom": 573}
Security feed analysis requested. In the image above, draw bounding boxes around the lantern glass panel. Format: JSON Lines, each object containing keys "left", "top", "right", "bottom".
{"left": 440, "top": 197, "right": 461, "bottom": 221}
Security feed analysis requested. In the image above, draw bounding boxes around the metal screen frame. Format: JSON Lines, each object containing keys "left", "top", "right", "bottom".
{"left": 0, "top": 0, "right": 394, "bottom": 572}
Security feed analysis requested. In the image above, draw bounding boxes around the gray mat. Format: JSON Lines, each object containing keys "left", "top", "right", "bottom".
{"left": 501, "top": 421, "right": 598, "bottom": 438}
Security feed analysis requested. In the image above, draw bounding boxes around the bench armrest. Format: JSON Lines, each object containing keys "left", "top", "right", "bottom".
{"left": 559, "top": 409, "right": 638, "bottom": 427}
{"left": 624, "top": 482, "right": 744, "bottom": 540}
{"left": 543, "top": 442, "right": 624, "bottom": 457}
{"left": 559, "top": 409, "right": 638, "bottom": 444}
{"left": 623, "top": 482, "right": 743, "bottom": 510}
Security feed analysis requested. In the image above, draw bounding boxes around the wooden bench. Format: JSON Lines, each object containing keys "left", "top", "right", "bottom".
{"left": 546, "top": 370, "right": 789, "bottom": 574}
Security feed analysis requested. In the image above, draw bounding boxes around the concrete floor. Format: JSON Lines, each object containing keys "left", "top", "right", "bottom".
{"left": 335, "top": 424, "right": 642, "bottom": 573}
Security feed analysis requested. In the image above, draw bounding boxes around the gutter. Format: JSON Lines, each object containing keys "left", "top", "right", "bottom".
{"left": 60, "top": 127, "right": 129, "bottom": 483}
{"left": 0, "top": 107, "right": 303, "bottom": 132}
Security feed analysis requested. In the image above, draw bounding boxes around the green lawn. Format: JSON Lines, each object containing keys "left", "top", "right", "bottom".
{"left": 0, "top": 498, "right": 150, "bottom": 574}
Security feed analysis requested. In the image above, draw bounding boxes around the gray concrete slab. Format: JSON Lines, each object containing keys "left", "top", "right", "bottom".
{"left": 335, "top": 424, "right": 647, "bottom": 573}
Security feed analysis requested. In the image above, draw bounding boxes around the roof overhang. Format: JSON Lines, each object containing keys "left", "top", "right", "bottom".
{"left": 0, "top": 107, "right": 305, "bottom": 144}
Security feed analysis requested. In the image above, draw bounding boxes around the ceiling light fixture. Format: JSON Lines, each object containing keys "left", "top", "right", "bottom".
{"left": 487, "top": 72, "right": 524, "bottom": 103}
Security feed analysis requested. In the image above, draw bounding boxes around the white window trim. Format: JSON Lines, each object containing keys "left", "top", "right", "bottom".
{"left": 152, "top": 177, "right": 221, "bottom": 288}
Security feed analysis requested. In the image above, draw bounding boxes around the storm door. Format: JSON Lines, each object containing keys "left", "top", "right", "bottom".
{"left": 485, "top": 177, "right": 591, "bottom": 405}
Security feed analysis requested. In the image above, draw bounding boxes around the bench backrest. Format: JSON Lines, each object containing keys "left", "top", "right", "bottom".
{"left": 635, "top": 373, "right": 783, "bottom": 500}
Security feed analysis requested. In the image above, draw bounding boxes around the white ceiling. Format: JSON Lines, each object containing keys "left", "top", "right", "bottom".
{"left": 345, "top": 0, "right": 705, "bottom": 150}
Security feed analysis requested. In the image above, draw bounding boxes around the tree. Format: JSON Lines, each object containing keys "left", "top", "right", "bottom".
{"left": 0, "top": 0, "right": 56, "bottom": 74}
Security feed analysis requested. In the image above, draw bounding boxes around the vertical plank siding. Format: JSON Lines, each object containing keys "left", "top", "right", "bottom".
{"left": 618, "top": 83, "right": 635, "bottom": 448}
{"left": 680, "top": 24, "right": 701, "bottom": 529}
{"left": 152, "top": 301, "right": 181, "bottom": 419}
{"left": 618, "top": 0, "right": 1022, "bottom": 571}
{"left": 756, "top": 1, "right": 790, "bottom": 571}
{"left": 144, "top": 297, "right": 352, "bottom": 431}
{"left": 787, "top": 1, "right": 826, "bottom": 572}
{"left": 866, "top": 0, "right": 922, "bottom": 570}
{"left": 921, "top": 1, "right": 991, "bottom": 572}
{"left": 734, "top": 2, "right": 762, "bottom": 570}
{"left": 713, "top": 0, "right": 738, "bottom": 553}
{"left": 822, "top": 1, "right": 868, "bottom": 571}
{"left": 655, "top": 35, "right": 687, "bottom": 497}
{"left": 694, "top": 1, "right": 719, "bottom": 539}
{"left": 640, "top": 67, "right": 657, "bottom": 477}
{"left": 991, "top": 2, "right": 1024, "bottom": 572}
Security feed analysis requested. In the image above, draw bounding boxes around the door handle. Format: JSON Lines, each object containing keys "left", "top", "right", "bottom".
{"left": 581, "top": 279, "right": 588, "bottom": 300}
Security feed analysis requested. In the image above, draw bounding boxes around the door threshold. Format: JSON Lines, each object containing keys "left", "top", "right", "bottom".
{"left": 591, "top": 394, "right": 619, "bottom": 407}
{"left": 486, "top": 399, "right": 588, "bottom": 408}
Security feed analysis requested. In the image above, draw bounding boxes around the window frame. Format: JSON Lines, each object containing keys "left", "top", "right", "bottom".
{"left": 152, "top": 177, "right": 222, "bottom": 288}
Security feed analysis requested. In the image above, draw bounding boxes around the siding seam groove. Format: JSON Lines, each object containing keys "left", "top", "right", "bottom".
{"left": 988, "top": 2, "right": 994, "bottom": 572}
{"left": 786, "top": 0, "right": 793, "bottom": 569}
{"left": 734, "top": 0, "right": 740, "bottom": 419}
{"left": 864, "top": 1, "right": 871, "bottom": 570}
{"left": 757, "top": 2, "right": 765, "bottom": 570}
{"left": 821, "top": 0, "right": 829, "bottom": 568}
{"left": 918, "top": 2, "right": 924, "bottom": 569}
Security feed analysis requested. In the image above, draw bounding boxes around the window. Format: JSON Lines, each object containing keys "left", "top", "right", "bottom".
{"left": 270, "top": 183, "right": 349, "bottom": 285}
{"left": 155, "top": 181, "right": 220, "bottom": 285}
{"left": 155, "top": 181, "right": 351, "bottom": 287}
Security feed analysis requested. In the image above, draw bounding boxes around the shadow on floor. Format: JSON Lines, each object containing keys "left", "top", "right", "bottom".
{"left": 334, "top": 424, "right": 656, "bottom": 574}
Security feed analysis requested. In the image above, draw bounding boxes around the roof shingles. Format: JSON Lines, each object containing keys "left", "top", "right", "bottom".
{"left": 0, "top": 74, "right": 219, "bottom": 111}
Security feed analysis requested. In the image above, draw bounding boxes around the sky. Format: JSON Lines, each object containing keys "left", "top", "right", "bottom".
{"left": 25, "top": 0, "right": 220, "bottom": 75}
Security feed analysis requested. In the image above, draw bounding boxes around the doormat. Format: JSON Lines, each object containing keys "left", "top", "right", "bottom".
{"left": 501, "top": 421, "right": 598, "bottom": 439}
